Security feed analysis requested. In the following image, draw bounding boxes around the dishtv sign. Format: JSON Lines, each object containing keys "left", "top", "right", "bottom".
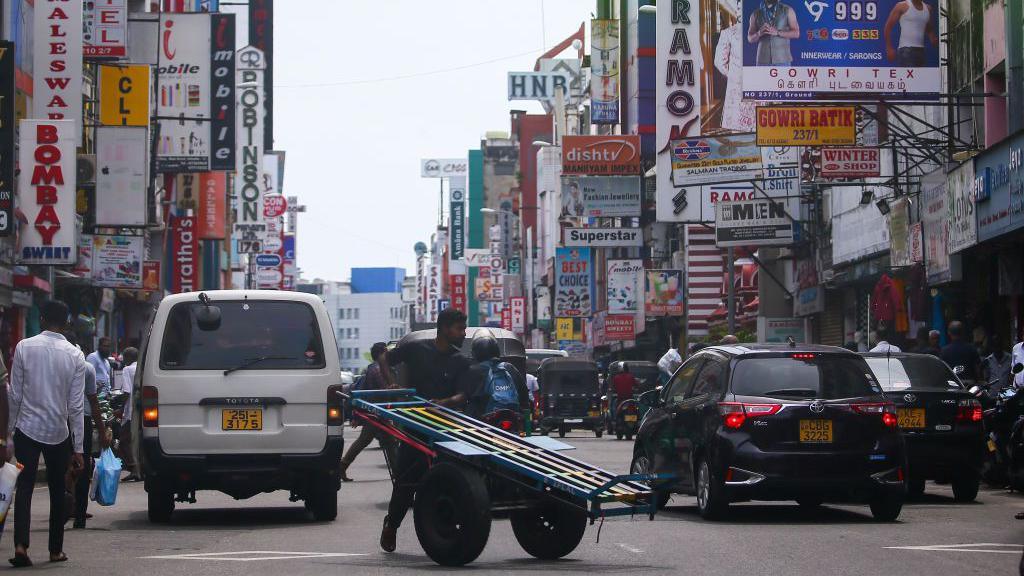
{"left": 17, "top": 121, "right": 77, "bottom": 265}
{"left": 561, "top": 135, "right": 641, "bottom": 175}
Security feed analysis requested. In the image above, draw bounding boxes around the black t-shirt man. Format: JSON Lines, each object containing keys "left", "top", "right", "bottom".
{"left": 941, "top": 340, "right": 981, "bottom": 380}
{"left": 384, "top": 339, "right": 472, "bottom": 404}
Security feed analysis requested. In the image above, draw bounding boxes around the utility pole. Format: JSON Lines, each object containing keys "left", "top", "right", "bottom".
{"left": 727, "top": 246, "right": 736, "bottom": 335}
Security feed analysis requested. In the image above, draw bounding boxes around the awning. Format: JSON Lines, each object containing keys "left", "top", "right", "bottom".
{"left": 14, "top": 273, "right": 51, "bottom": 294}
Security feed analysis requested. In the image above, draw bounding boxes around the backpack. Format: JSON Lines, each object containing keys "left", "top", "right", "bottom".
{"left": 483, "top": 362, "right": 520, "bottom": 414}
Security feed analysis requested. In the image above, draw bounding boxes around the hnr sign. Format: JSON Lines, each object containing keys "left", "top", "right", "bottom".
{"left": 508, "top": 71, "right": 572, "bottom": 102}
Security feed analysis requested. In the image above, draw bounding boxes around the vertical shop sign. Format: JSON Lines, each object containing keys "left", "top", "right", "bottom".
{"left": 450, "top": 176, "right": 466, "bottom": 260}
{"left": 248, "top": 0, "right": 273, "bottom": 150}
{"left": 233, "top": 46, "right": 266, "bottom": 246}
{"left": 34, "top": 0, "right": 84, "bottom": 142}
{"left": 96, "top": 127, "right": 149, "bottom": 226}
{"left": 0, "top": 42, "right": 14, "bottom": 237}
{"left": 154, "top": 13, "right": 211, "bottom": 171}
{"left": 17, "top": 121, "right": 77, "bottom": 264}
{"left": 210, "top": 13, "right": 236, "bottom": 170}
{"left": 171, "top": 215, "right": 198, "bottom": 293}
{"left": 591, "top": 19, "right": 620, "bottom": 124}
{"left": 84, "top": 0, "right": 128, "bottom": 59}
{"left": 198, "top": 172, "right": 227, "bottom": 239}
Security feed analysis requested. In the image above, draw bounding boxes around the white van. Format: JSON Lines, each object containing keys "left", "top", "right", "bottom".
{"left": 135, "top": 290, "right": 345, "bottom": 522}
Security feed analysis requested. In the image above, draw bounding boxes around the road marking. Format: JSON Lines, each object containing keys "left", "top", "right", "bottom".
{"left": 142, "top": 551, "right": 368, "bottom": 562}
{"left": 885, "top": 543, "right": 1024, "bottom": 555}
{"left": 616, "top": 543, "right": 644, "bottom": 554}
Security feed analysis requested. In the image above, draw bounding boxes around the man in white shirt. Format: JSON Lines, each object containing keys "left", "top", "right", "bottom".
{"left": 118, "top": 348, "right": 139, "bottom": 482}
{"left": 869, "top": 327, "right": 902, "bottom": 354}
{"left": 8, "top": 301, "right": 86, "bottom": 566}
{"left": 86, "top": 337, "right": 113, "bottom": 397}
{"left": 1012, "top": 337, "right": 1024, "bottom": 389}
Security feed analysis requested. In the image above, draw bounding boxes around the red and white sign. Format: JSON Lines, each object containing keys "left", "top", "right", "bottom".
{"left": 501, "top": 308, "right": 512, "bottom": 332}
{"left": 510, "top": 297, "right": 526, "bottom": 334}
{"left": 263, "top": 194, "right": 288, "bottom": 218}
{"left": 17, "top": 121, "right": 77, "bottom": 264}
{"left": 820, "top": 147, "right": 881, "bottom": 179}
{"left": 909, "top": 222, "right": 924, "bottom": 263}
{"left": 561, "top": 135, "right": 641, "bottom": 175}
{"left": 84, "top": 0, "right": 127, "bottom": 59}
{"left": 450, "top": 274, "right": 467, "bottom": 314}
{"left": 171, "top": 216, "right": 198, "bottom": 293}
{"left": 198, "top": 172, "right": 227, "bottom": 239}
{"left": 34, "top": 1, "right": 84, "bottom": 142}
{"left": 605, "top": 315, "right": 635, "bottom": 342}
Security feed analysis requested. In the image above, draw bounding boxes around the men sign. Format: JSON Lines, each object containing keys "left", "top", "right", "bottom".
{"left": 715, "top": 198, "right": 794, "bottom": 247}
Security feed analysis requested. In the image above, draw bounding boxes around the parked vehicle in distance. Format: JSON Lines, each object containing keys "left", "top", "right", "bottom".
{"left": 537, "top": 358, "right": 603, "bottom": 437}
{"left": 604, "top": 361, "right": 660, "bottom": 440}
{"left": 527, "top": 348, "right": 569, "bottom": 376}
{"left": 631, "top": 344, "right": 906, "bottom": 521}
{"left": 137, "top": 290, "right": 345, "bottom": 523}
{"left": 863, "top": 353, "right": 985, "bottom": 501}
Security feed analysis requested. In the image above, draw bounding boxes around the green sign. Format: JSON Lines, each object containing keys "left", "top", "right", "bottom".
{"left": 507, "top": 256, "right": 521, "bottom": 275}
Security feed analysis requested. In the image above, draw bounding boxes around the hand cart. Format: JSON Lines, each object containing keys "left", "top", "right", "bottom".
{"left": 349, "top": 389, "right": 672, "bottom": 566}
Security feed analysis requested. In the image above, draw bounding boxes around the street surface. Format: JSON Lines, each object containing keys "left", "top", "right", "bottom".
{"left": 29, "top": 433, "right": 1024, "bottom": 575}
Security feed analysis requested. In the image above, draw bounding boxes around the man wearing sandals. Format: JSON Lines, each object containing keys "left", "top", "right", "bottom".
{"left": 7, "top": 300, "right": 86, "bottom": 566}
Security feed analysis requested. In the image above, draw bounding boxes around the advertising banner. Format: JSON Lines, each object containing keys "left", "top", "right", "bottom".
{"left": 233, "top": 46, "right": 267, "bottom": 245}
{"left": 427, "top": 264, "right": 441, "bottom": 323}
{"left": 463, "top": 249, "right": 496, "bottom": 267}
{"left": 555, "top": 247, "right": 592, "bottom": 318}
{"left": 888, "top": 197, "right": 911, "bottom": 267}
{"left": 450, "top": 274, "right": 467, "bottom": 313}
{"left": 91, "top": 235, "right": 143, "bottom": 288}
{"left": 510, "top": 297, "right": 526, "bottom": 334}
{"left": 793, "top": 258, "right": 825, "bottom": 316}
{"left": 947, "top": 161, "right": 977, "bottom": 254}
{"left": 474, "top": 275, "right": 505, "bottom": 302}
{"left": 75, "top": 234, "right": 94, "bottom": 277}
{"left": 758, "top": 318, "right": 808, "bottom": 344}
{"left": 605, "top": 315, "right": 635, "bottom": 342}
{"left": 591, "top": 19, "right": 619, "bottom": 124}
{"left": 96, "top": 127, "right": 148, "bottom": 226}
{"left": 560, "top": 176, "right": 640, "bottom": 217}
{"left": 449, "top": 176, "right": 466, "bottom": 260}
{"left": 248, "top": 0, "right": 274, "bottom": 150}
{"left": 756, "top": 106, "right": 857, "bottom": 146}
{"left": 171, "top": 215, "right": 198, "bottom": 293}
{"left": 821, "top": 147, "right": 881, "bottom": 179}
{"left": 209, "top": 13, "right": 236, "bottom": 171}
{"left": 198, "top": 172, "right": 227, "bottom": 239}
{"left": 645, "top": 269, "right": 684, "bottom": 316}
{"left": 99, "top": 64, "right": 150, "bottom": 126}
{"left": 975, "top": 136, "right": 1024, "bottom": 242}
{"left": 154, "top": 13, "right": 211, "bottom": 172}
{"left": 561, "top": 135, "right": 641, "bottom": 175}
{"left": 555, "top": 317, "right": 576, "bottom": 341}
{"left": 507, "top": 71, "right": 572, "bottom": 101}
{"left": 0, "top": 42, "right": 14, "bottom": 237}
{"left": 263, "top": 195, "right": 287, "bottom": 219}
{"left": 741, "top": 0, "right": 941, "bottom": 100}
{"left": 715, "top": 198, "right": 794, "bottom": 247}
{"left": 17, "top": 121, "right": 77, "bottom": 265}
{"left": 564, "top": 227, "right": 643, "bottom": 248}
{"left": 607, "top": 259, "right": 642, "bottom": 314}
{"left": 671, "top": 134, "right": 762, "bottom": 186}
{"left": 84, "top": 0, "right": 127, "bottom": 59}
{"left": 34, "top": 0, "right": 84, "bottom": 142}
{"left": 420, "top": 158, "right": 468, "bottom": 178}
{"left": 143, "top": 261, "right": 161, "bottom": 292}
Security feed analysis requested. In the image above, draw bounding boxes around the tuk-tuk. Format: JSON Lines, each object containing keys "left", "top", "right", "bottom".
{"left": 537, "top": 358, "right": 603, "bottom": 438}
{"left": 526, "top": 348, "right": 569, "bottom": 376}
{"left": 604, "top": 361, "right": 659, "bottom": 440}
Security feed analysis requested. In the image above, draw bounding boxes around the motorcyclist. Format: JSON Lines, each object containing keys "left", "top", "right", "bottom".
{"left": 465, "top": 334, "right": 529, "bottom": 420}
{"left": 610, "top": 364, "right": 638, "bottom": 421}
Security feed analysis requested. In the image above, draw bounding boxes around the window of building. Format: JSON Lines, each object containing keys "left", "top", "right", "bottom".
{"left": 354, "top": 309, "right": 360, "bottom": 320}
{"left": 354, "top": 328, "right": 360, "bottom": 339}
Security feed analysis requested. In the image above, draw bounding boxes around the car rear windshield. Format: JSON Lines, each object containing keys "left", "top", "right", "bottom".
{"left": 730, "top": 355, "right": 879, "bottom": 400}
{"left": 864, "top": 356, "right": 962, "bottom": 392}
{"left": 159, "top": 300, "right": 326, "bottom": 370}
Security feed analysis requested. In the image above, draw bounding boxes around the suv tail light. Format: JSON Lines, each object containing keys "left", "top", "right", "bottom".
{"left": 141, "top": 386, "right": 159, "bottom": 427}
{"left": 327, "top": 384, "right": 345, "bottom": 426}
{"left": 956, "top": 399, "right": 983, "bottom": 422}
{"left": 718, "top": 402, "right": 782, "bottom": 429}
{"left": 851, "top": 402, "right": 898, "bottom": 427}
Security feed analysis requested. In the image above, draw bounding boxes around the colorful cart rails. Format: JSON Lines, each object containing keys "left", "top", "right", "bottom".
{"left": 350, "top": 389, "right": 671, "bottom": 566}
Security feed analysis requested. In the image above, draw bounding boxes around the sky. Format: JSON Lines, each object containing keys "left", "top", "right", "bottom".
{"left": 228, "top": 0, "right": 595, "bottom": 283}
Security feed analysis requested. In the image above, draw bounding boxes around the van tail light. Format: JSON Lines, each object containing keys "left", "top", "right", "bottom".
{"left": 956, "top": 399, "right": 983, "bottom": 423}
{"left": 141, "top": 386, "right": 159, "bottom": 427}
{"left": 851, "top": 402, "right": 898, "bottom": 427}
{"left": 327, "top": 384, "right": 345, "bottom": 426}
{"left": 718, "top": 402, "right": 782, "bottom": 429}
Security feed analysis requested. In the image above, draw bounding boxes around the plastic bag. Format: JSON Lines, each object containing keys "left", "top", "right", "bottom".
{"left": 0, "top": 462, "right": 22, "bottom": 522}
{"left": 91, "top": 448, "right": 122, "bottom": 506}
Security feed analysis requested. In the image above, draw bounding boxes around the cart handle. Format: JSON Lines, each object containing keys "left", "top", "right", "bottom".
{"left": 587, "top": 472, "right": 676, "bottom": 500}
{"left": 351, "top": 389, "right": 418, "bottom": 399}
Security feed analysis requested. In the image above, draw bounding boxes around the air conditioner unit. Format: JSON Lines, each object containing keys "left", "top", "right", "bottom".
{"left": 822, "top": 269, "right": 836, "bottom": 283}
{"left": 77, "top": 154, "right": 97, "bottom": 186}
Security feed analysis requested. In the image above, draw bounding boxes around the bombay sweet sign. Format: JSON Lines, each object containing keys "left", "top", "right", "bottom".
{"left": 17, "top": 121, "right": 77, "bottom": 265}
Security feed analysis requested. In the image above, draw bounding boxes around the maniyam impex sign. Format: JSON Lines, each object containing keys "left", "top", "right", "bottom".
{"left": 715, "top": 198, "right": 794, "bottom": 247}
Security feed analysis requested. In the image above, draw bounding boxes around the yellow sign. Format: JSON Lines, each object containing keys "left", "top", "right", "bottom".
{"left": 755, "top": 106, "right": 857, "bottom": 147}
{"left": 99, "top": 64, "right": 150, "bottom": 127}
{"left": 556, "top": 318, "right": 575, "bottom": 341}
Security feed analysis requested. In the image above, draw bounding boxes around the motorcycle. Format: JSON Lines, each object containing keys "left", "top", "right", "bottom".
{"left": 482, "top": 409, "right": 524, "bottom": 436}
{"left": 970, "top": 363, "right": 1024, "bottom": 489}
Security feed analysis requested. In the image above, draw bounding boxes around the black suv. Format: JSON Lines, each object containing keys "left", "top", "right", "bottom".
{"left": 862, "top": 353, "right": 985, "bottom": 501}
{"left": 630, "top": 345, "right": 906, "bottom": 521}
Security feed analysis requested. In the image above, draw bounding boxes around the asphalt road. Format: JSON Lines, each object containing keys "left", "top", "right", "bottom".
{"left": 11, "top": 433, "right": 1024, "bottom": 575}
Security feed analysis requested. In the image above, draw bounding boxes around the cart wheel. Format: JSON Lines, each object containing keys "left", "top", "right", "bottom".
{"left": 511, "top": 499, "right": 588, "bottom": 560}
{"left": 413, "top": 462, "right": 491, "bottom": 566}
{"left": 558, "top": 425, "right": 567, "bottom": 438}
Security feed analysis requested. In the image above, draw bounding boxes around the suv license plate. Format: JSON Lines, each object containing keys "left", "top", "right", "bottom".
{"left": 897, "top": 408, "right": 926, "bottom": 429}
{"left": 222, "top": 409, "right": 262, "bottom": 431}
{"left": 799, "top": 420, "right": 833, "bottom": 443}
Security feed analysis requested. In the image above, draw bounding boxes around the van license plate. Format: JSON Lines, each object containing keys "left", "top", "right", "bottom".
{"left": 564, "top": 418, "right": 583, "bottom": 424}
{"left": 624, "top": 415, "right": 638, "bottom": 423}
{"left": 798, "top": 420, "right": 833, "bottom": 443}
{"left": 222, "top": 409, "right": 262, "bottom": 431}
{"left": 897, "top": 408, "right": 925, "bottom": 429}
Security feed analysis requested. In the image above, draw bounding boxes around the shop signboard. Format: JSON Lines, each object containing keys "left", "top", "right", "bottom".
{"left": 556, "top": 317, "right": 577, "bottom": 341}
{"left": 233, "top": 46, "right": 267, "bottom": 243}
{"left": 821, "top": 147, "right": 881, "bottom": 179}
{"left": 17, "top": 121, "right": 77, "bottom": 265}
{"left": 209, "top": 13, "right": 236, "bottom": 171}
{"left": 947, "top": 161, "right": 977, "bottom": 254}
{"left": 756, "top": 106, "right": 857, "bottom": 146}
{"left": 420, "top": 158, "right": 468, "bottom": 178}
{"left": 741, "top": 0, "right": 941, "bottom": 100}
{"left": 590, "top": 19, "right": 620, "bottom": 124}
{"left": 501, "top": 308, "right": 512, "bottom": 332}
{"left": 143, "top": 261, "right": 161, "bottom": 292}
{"left": 561, "top": 135, "right": 641, "bottom": 175}
{"left": 84, "top": 0, "right": 128, "bottom": 59}
{"left": 715, "top": 198, "right": 794, "bottom": 247}
{"left": 793, "top": 258, "right": 825, "bottom": 317}
{"left": 34, "top": 0, "right": 83, "bottom": 142}
{"left": 0, "top": 42, "right": 14, "bottom": 237}
{"left": 605, "top": 315, "right": 635, "bottom": 341}
{"left": 644, "top": 269, "right": 684, "bottom": 316}
{"left": 671, "top": 134, "right": 762, "bottom": 186}
{"left": 758, "top": 318, "right": 808, "bottom": 344}
{"left": 427, "top": 264, "right": 441, "bottom": 323}
{"left": 99, "top": 64, "right": 150, "bottom": 126}
{"left": 96, "top": 127, "right": 148, "bottom": 227}
{"left": 975, "top": 136, "right": 1024, "bottom": 242}
{"left": 921, "top": 170, "right": 951, "bottom": 284}
{"left": 450, "top": 274, "right": 467, "bottom": 313}
{"left": 507, "top": 71, "right": 572, "bottom": 101}
{"left": 564, "top": 228, "right": 642, "bottom": 248}
{"left": 560, "top": 176, "right": 640, "bottom": 217}
{"left": 555, "top": 247, "right": 592, "bottom": 318}
{"left": 91, "top": 235, "right": 143, "bottom": 288}
{"left": 171, "top": 215, "right": 198, "bottom": 293}
{"left": 75, "top": 234, "right": 94, "bottom": 277}
{"left": 510, "top": 297, "right": 526, "bottom": 334}
{"left": 449, "top": 177, "right": 466, "bottom": 260}
{"left": 888, "top": 197, "right": 911, "bottom": 267}
{"left": 607, "top": 259, "right": 642, "bottom": 314}
{"left": 152, "top": 13, "right": 211, "bottom": 171}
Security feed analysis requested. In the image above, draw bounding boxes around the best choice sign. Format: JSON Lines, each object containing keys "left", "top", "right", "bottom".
{"left": 561, "top": 135, "right": 641, "bottom": 175}
{"left": 564, "top": 228, "right": 642, "bottom": 247}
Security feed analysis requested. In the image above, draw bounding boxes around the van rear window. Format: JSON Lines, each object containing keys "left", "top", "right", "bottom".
{"left": 159, "top": 301, "right": 326, "bottom": 370}
{"left": 731, "top": 355, "right": 879, "bottom": 400}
